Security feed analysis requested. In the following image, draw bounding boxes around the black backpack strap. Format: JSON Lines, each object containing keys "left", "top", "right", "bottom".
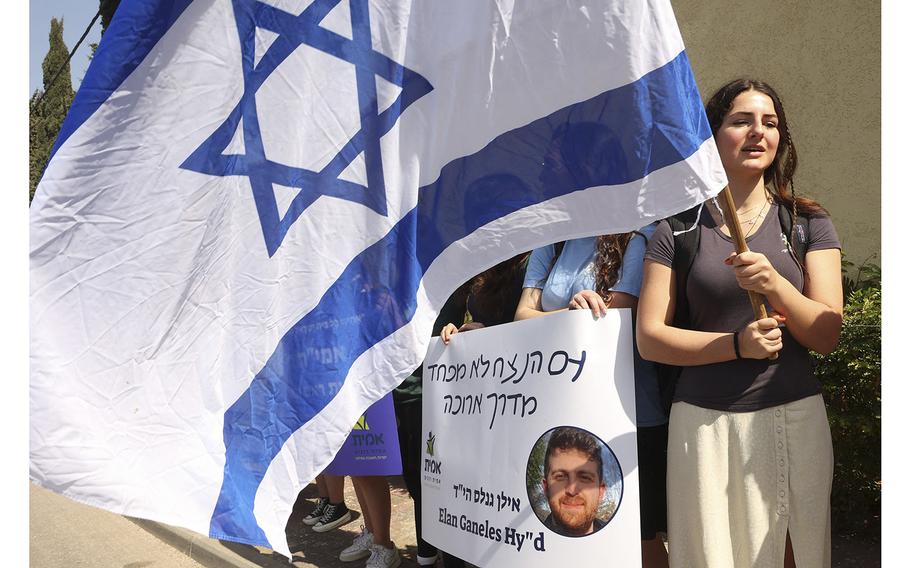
{"left": 777, "top": 203, "right": 810, "bottom": 269}
{"left": 547, "top": 241, "right": 567, "bottom": 274}
{"left": 667, "top": 205, "right": 702, "bottom": 329}
{"left": 654, "top": 205, "right": 702, "bottom": 415}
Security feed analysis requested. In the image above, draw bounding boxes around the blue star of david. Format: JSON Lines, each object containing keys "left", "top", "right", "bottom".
{"left": 181, "top": 0, "right": 432, "bottom": 256}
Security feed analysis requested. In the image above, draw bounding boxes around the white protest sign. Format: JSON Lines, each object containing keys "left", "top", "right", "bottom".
{"left": 421, "top": 309, "right": 641, "bottom": 567}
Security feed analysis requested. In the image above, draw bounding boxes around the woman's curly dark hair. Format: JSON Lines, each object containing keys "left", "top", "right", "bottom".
{"left": 594, "top": 232, "right": 641, "bottom": 303}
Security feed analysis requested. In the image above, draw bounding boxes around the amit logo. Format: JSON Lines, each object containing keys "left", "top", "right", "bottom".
{"left": 423, "top": 431, "right": 443, "bottom": 484}
{"left": 353, "top": 415, "right": 370, "bottom": 430}
{"left": 349, "top": 413, "right": 383, "bottom": 447}
{"left": 425, "top": 431, "right": 436, "bottom": 456}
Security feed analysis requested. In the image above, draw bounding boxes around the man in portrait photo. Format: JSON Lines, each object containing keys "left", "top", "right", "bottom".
{"left": 541, "top": 427, "right": 607, "bottom": 537}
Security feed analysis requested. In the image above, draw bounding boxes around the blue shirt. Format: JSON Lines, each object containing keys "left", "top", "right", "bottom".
{"left": 523, "top": 223, "right": 666, "bottom": 426}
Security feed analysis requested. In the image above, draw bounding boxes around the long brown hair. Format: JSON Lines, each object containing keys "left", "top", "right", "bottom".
{"left": 594, "top": 232, "right": 641, "bottom": 303}
{"left": 705, "top": 79, "right": 826, "bottom": 220}
{"left": 469, "top": 252, "right": 529, "bottom": 322}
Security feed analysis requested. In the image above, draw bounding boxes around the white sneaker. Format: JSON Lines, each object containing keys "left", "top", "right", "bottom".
{"left": 416, "top": 552, "right": 439, "bottom": 566}
{"left": 365, "top": 543, "right": 401, "bottom": 568}
{"left": 338, "top": 525, "right": 373, "bottom": 562}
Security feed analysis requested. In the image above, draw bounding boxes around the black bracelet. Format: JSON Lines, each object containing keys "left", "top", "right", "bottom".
{"left": 733, "top": 331, "right": 743, "bottom": 360}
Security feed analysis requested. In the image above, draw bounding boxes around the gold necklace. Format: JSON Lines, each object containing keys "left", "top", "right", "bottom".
{"left": 740, "top": 198, "right": 769, "bottom": 238}
{"left": 733, "top": 201, "right": 763, "bottom": 218}
{"left": 738, "top": 199, "right": 768, "bottom": 226}
{"left": 709, "top": 192, "right": 770, "bottom": 237}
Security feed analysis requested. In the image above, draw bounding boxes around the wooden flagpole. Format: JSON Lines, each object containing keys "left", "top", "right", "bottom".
{"left": 718, "top": 186, "right": 778, "bottom": 360}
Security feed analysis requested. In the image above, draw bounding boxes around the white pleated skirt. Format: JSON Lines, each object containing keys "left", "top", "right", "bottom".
{"left": 667, "top": 394, "right": 833, "bottom": 568}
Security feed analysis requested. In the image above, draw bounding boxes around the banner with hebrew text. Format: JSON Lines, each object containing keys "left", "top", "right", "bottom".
{"left": 422, "top": 310, "right": 641, "bottom": 567}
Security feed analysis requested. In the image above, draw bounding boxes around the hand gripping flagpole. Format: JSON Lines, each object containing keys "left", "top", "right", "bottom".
{"left": 719, "top": 186, "right": 779, "bottom": 361}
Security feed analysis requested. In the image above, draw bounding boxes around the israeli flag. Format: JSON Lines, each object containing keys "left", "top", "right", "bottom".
{"left": 30, "top": 0, "right": 724, "bottom": 556}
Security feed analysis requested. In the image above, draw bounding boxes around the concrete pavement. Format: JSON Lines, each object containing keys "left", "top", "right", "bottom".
{"left": 30, "top": 483, "right": 207, "bottom": 568}
{"left": 30, "top": 476, "right": 443, "bottom": 568}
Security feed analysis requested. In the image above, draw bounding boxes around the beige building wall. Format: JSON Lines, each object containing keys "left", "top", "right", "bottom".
{"left": 672, "top": 0, "right": 880, "bottom": 266}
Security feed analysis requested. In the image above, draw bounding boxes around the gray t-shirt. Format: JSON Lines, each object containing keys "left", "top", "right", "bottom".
{"left": 644, "top": 203, "right": 841, "bottom": 411}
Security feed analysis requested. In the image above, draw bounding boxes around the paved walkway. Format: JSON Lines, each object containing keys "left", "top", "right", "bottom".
{"left": 30, "top": 483, "right": 206, "bottom": 568}
{"left": 30, "top": 477, "right": 442, "bottom": 568}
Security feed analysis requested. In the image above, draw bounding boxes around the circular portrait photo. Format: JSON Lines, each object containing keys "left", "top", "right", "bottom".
{"left": 526, "top": 426, "right": 623, "bottom": 537}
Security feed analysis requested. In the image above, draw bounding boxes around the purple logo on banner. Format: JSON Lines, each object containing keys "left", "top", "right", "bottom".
{"left": 325, "top": 392, "right": 403, "bottom": 476}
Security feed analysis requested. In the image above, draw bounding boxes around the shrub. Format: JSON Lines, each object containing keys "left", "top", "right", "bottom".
{"left": 814, "top": 263, "right": 881, "bottom": 539}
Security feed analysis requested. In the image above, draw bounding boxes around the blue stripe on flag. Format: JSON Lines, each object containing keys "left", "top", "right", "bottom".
{"left": 208, "top": 50, "right": 709, "bottom": 545}
{"left": 415, "top": 50, "right": 708, "bottom": 266}
{"left": 52, "top": 0, "right": 194, "bottom": 158}
{"left": 209, "top": 209, "right": 422, "bottom": 544}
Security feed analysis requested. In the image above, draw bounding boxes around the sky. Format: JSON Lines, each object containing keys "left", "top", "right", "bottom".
{"left": 30, "top": 0, "right": 103, "bottom": 94}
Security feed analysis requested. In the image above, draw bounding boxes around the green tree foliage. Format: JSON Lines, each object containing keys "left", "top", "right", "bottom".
{"left": 100, "top": 0, "right": 121, "bottom": 35}
{"left": 29, "top": 18, "right": 75, "bottom": 201}
{"left": 28, "top": 92, "right": 46, "bottom": 201}
{"left": 90, "top": 0, "right": 121, "bottom": 56}
{"left": 815, "top": 263, "right": 881, "bottom": 539}
{"left": 841, "top": 256, "right": 881, "bottom": 299}
{"left": 526, "top": 433, "right": 549, "bottom": 521}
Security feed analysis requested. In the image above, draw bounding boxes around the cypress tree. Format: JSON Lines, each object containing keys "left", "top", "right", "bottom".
{"left": 29, "top": 92, "right": 45, "bottom": 201}
{"left": 29, "top": 18, "right": 75, "bottom": 200}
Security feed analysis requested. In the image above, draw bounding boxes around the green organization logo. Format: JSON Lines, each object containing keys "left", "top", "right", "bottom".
{"left": 426, "top": 431, "right": 436, "bottom": 456}
{"left": 353, "top": 414, "right": 370, "bottom": 430}
{"left": 424, "top": 431, "right": 441, "bottom": 476}
{"left": 349, "top": 413, "right": 384, "bottom": 448}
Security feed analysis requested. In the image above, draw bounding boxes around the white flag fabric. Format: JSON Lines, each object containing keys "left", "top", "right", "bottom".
{"left": 30, "top": 0, "right": 725, "bottom": 556}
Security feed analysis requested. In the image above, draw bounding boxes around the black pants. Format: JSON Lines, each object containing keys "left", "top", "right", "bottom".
{"left": 636, "top": 422, "right": 669, "bottom": 539}
{"left": 394, "top": 395, "right": 465, "bottom": 567}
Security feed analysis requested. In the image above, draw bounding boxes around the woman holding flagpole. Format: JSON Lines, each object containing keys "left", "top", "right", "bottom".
{"left": 637, "top": 79, "right": 843, "bottom": 568}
